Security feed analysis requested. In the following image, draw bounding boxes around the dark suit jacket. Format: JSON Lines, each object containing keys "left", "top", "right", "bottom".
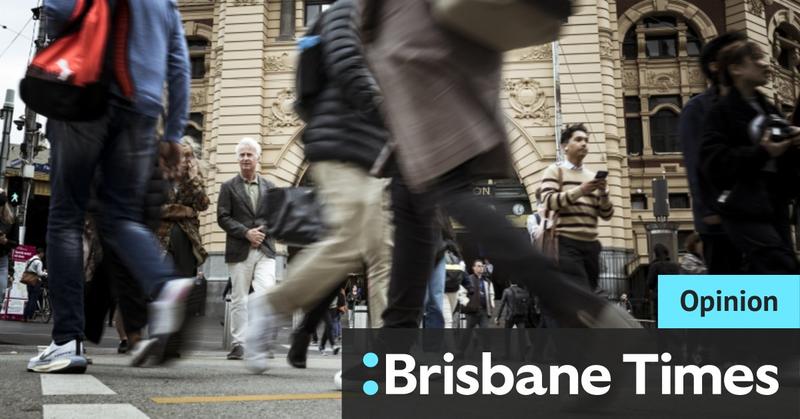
{"left": 217, "top": 174, "right": 276, "bottom": 263}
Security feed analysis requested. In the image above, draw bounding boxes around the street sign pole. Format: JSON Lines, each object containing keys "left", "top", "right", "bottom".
{"left": 18, "top": 8, "right": 46, "bottom": 245}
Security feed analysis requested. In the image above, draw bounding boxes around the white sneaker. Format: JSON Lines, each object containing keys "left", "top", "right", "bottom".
{"left": 334, "top": 370, "right": 342, "bottom": 390}
{"left": 129, "top": 338, "right": 158, "bottom": 367}
{"left": 244, "top": 293, "right": 279, "bottom": 374}
{"left": 27, "top": 340, "right": 88, "bottom": 374}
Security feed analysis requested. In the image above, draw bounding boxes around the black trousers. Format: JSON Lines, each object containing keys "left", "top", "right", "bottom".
{"left": 722, "top": 211, "right": 799, "bottom": 274}
{"left": 701, "top": 231, "right": 744, "bottom": 274}
{"left": 504, "top": 315, "right": 527, "bottom": 329}
{"left": 297, "top": 286, "right": 340, "bottom": 336}
{"left": 382, "top": 169, "right": 606, "bottom": 328}
{"left": 84, "top": 246, "right": 149, "bottom": 343}
{"left": 24, "top": 283, "right": 42, "bottom": 319}
{"left": 169, "top": 225, "right": 198, "bottom": 278}
{"left": 557, "top": 236, "right": 601, "bottom": 291}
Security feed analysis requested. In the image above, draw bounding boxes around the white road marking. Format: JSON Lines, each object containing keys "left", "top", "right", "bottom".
{"left": 41, "top": 375, "right": 116, "bottom": 395}
{"left": 43, "top": 404, "right": 149, "bottom": 419}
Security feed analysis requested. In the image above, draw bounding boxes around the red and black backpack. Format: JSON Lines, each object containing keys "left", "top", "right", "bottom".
{"left": 20, "top": 0, "right": 132, "bottom": 121}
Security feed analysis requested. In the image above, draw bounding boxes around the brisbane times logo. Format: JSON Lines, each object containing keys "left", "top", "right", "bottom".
{"left": 356, "top": 351, "right": 780, "bottom": 397}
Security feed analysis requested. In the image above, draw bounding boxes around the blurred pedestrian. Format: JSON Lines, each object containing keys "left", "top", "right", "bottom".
{"left": 679, "top": 32, "right": 747, "bottom": 275}
{"left": 363, "top": 0, "right": 638, "bottom": 330}
{"left": 246, "top": 0, "right": 393, "bottom": 374}
{"left": 29, "top": 0, "right": 193, "bottom": 374}
{"left": 647, "top": 244, "right": 680, "bottom": 322}
{"left": 680, "top": 233, "right": 708, "bottom": 275}
{"left": 700, "top": 39, "right": 800, "bottom": 274}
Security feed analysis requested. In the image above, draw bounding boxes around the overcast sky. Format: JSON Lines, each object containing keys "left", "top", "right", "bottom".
{"left": 0, "top": 1, "right": 44, "bottom": 144}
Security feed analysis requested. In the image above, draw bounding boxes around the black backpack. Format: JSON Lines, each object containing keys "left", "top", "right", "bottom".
{"left": 444, "top": 250, "right": 464, "bottom": 292}
{"left": 294, "top": 15, "right": 327, "bottom": 122}
{"left": 509, "top": 285, "right": 530, "bottom": 317}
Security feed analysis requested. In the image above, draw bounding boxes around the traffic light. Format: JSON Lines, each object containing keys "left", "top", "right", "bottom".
{"left": 7, "top": 176, "right": 22, "bottom": 207}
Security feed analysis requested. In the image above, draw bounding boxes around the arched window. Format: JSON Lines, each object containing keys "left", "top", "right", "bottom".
{"left": 622, "top": 15, "right": 704, "bottom": 60}
{"left": 773, "top": 24, "right": 800, "bottom": 70}
{"left": 623, "top": 27, "right": 637, "bottom": 60}
{"left": 643, "top": 16, "right": 678, "bottom": 58}
{"left": 686, "top": 26, "right": 702, "bottom": 57}
{"left": 621, "top": 14, "right": 705, "bottom": 156}
{"left": 650, "top": 109, "right": 680, "bottom": 153}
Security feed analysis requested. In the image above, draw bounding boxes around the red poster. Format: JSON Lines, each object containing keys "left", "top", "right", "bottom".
{"left": 1, "top": 245, "right": 38, "bottom": 320}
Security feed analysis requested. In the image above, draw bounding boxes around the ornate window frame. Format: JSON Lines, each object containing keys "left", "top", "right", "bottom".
{"left": 618, "top": 1, "right": 718, "bottom": 157}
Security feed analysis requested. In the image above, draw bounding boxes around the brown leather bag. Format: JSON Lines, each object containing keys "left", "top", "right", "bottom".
{"left": 429, "top": 0, "right": 572, "bottom": 52}
{"left": 20, "top": 259, "right": 40, "bottom": 287}
{"left": 533, "top": 167, "right": 562, "bottom": 262}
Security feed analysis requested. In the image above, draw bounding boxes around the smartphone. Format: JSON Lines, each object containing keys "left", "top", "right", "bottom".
{"left": 595, "top": 170, "right": 608, "bottom": 180}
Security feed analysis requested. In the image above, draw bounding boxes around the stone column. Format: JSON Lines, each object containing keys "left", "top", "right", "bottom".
{"left": 726, "top": 0, "right": 772, "bottom": 93}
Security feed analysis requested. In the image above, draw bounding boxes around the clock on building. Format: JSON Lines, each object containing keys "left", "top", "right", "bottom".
{"left": 512, "top": 203, "right": 526, "bottom": 216}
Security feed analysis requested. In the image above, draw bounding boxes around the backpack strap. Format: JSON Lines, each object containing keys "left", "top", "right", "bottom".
{"left": 24, "top": 258, "right": 36, "bottom": 273}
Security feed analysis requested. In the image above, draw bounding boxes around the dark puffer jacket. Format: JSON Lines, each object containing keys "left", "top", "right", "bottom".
{"left": 300, "top": 0, "right": 389, "bottom": 170}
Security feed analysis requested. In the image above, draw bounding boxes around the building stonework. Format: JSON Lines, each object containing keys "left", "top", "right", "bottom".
{"left": 178, "top": 0, "right": 800, "bottom": 288}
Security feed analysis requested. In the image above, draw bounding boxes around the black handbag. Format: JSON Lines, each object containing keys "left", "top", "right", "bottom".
{"left": 264, "top": 187, "right": 326, "bottom": 247}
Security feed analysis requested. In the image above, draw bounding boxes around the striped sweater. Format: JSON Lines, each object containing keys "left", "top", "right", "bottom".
{"left": 539, "top": 163, "right": 614, "bottom": 242}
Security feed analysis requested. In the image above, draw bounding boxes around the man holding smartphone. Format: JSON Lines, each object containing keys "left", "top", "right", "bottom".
{"left": 539, "top": 124, "right": 614, "bottom": 292}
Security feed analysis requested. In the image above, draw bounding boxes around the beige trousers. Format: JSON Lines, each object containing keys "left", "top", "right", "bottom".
{"left": 228, "top": 249, "right": 276, "bottom": 345}
{"left": 267, "top": 162, "right": 392, "bottom": 327}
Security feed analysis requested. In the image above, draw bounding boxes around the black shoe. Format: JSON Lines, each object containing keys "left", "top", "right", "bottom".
{"left": 117, "top": 340, "right": 128, "bottom": 354}
{"left": 144, "top": 278, "right": 203, "bottom": 366}
{"left": 227, "top": 344, "right": 244, "bottom": 360}
{"left": 287, "top": 331, "right": 310, "bottom": 369}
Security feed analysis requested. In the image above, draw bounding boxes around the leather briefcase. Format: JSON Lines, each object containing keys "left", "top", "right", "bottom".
{"left": 429, "top": 0, "right": 572, "bottom": 52}
{"left": 265, "top": 187, "right": 327, "bottom": 247}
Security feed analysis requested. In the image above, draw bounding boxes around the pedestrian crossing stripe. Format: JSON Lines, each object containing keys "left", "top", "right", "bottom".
{"left": 43, "top": 404, "right": 149, "bottom": 419}
{"left": 41, "top": 375, "right": 116, "bottom": 395}
{"left": 151, "top": 392, "right": 342, "bottom": 404}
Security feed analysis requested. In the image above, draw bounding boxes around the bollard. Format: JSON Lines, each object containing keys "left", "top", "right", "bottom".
{"left": 222, "top": 298, "right": 232, "bottom": 351}
{"left": 354, "top": 304, "right": 368, "bottom": 329}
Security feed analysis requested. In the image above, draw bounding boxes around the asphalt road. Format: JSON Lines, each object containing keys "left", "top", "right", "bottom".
{"left": 0, "top": 318, "right": 343, "bottom": 419}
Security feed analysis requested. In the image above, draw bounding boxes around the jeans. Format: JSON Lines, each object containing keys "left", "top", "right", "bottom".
{"left": 382, "top": 170, "right": 606, "bottom": 329}
{"left": 422, "top": 257, "right": 446, "bottom": 328}
{"left": 47, "top": 103, "right": 176, "bottom": 343}
{"left": 319, "top": 309, "right": 338, "bottom": 350}
{"left": 332, "top": 310, "right": 342, "bottom": 341}
{"left": 25, "top": 283, "right": 42, "bottom": 319}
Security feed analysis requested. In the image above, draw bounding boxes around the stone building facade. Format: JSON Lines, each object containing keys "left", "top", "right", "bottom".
{"left": 178, "top": 0, "right": 800, "bottom": 306}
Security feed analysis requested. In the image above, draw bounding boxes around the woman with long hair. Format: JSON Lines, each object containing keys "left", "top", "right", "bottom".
{"left": 158, "top": 136, "right": 210, "bottom": 277}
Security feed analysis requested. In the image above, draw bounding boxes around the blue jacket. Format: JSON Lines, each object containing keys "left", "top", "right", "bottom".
{"left": 44, "top": 0, "right": 190, "bottom": 143}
